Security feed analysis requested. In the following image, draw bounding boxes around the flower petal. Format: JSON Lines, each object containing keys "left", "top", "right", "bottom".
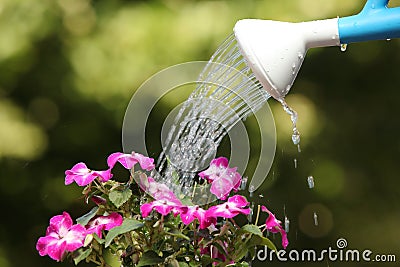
{"left": 86, "top": 213, "right": 122, "bottom": 238}
{"left": 48, "top": 212, "right": 73, "bottom": 235}
{"left": 261, "top": 205, "right": 288, "bottom": 248}
{"left": 37, "top": 212, "right": 87, "bottom": 261}
{"left": 63, "top": 224, "right": 87, "bottom": 251}
{"left": 95, "top": 169, "right": 113, "bottom": 182}
{"left": 140, "top": 203, "right": 154, "bottom": 218}
{"left": 64, "top": 163, "right": 101, "bottom": 186}
{"left": 107, "top": 152, "right": 155, "bottom": 171}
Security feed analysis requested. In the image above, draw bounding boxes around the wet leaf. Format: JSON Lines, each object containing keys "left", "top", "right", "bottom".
{"left": 105, "top": 218, "right": 144, "bottom": 247}
{"left": 72, "top": 248, "right": 92, "bottom": 265}
{"left": 109, "top": 187, "right": 132, "bottom": 208}
{"left": 76, "top": 206, "right": 99, "bottom": 226}
{"left": 165, "top": 229, "right": 190, "bottom": 241}
{"left": 136, "top": 250, "right": 163, "bottom": 267}
{"left": 247, "top": 235, "right": 277, "bottom": 251}
{"left": 241, "top": 224, "right": 263, "bottom": 237}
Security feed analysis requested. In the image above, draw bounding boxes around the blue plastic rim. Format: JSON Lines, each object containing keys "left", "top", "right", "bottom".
{"left": 338, "top": 0, "right": 400, "bottom": 44}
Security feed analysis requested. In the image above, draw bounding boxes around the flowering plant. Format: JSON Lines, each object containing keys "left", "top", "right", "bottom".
{"left": 36, "top": 151, "right": 288, "bottom": 266}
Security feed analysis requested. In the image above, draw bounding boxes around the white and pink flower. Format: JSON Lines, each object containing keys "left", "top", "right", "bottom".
{"left": 86, "top": 212, "right": 123, "bottom": 238}
{"left": 199, "top": 157, "right": 242, "bottom": 200}
{"left": 36, "top": 212, "right": 87, "bottom": 261}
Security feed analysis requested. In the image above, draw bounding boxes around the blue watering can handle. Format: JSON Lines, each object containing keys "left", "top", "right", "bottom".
{"left": 338, "top": 0, "right": 400, "bottom": 43}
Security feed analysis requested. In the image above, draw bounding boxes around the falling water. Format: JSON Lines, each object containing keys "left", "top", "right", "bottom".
{"left": 284, "top": 216, "right": 290, "bottom": 233}
{"left": 279, "top": 99, "right": 301, "bottom": 152}
{"left": 313, "top": 212, "right": 319, "bottom": 226}
{"left": 307, "top": 175, "right": 315, "bottom": 189}
{"left": 154, "top": 34, "right": 270, "bottom": 202}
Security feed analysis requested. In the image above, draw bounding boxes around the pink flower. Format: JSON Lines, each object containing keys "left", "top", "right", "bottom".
{"left": 65, "top": 162, "right": 112, "bottom": 186}
{"left": 206, "top": 195, "right": 251, "bottom": 219}
{"left": 86, "top": 212, "right": 123, "bottom": 238}
{"left": 141, "top": 199, "right": 182, "bottom": 217}
{"left": 199, "top": 157, "right": 241, "bottom": 200}
{"left": 179, "top": 206, "right": 216, "bottom": 229}
{"left": 36, "top": 212, "right": 87, "bottom": 261}
{"left": 90, "top": 195, "right": 107, "bottom": 206}
{"left": 138, "top": 175, "right": 182, "bottom": 203}
{"left": 261, "top": 206, "right": 288, "bottom": 249}
{"left": 107, "top": 152, "right": 155, "bottom": 171}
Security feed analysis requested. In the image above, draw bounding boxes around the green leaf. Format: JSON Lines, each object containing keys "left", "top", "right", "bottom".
{"left": 200, "top": 255, "right": 214, "bottom": 266}
{"left": 109, "top": 187, "right": 132, "bottom": 208}
{"left": 105, "top": 218, "right": 144, "bottom": 247}
{"left": 72, "top": 248, "right": 92, "bottom": 265}
{"left": 241, "top": 224, "right": 263, "bottom": 237}
{"left": 247, "top": 235, "right": 277, "bottom": 251}
{"left": 211, "top": 242, "right": 229, "bottom": 260}
{"left": 136, "top": 250, "right": 163, "bottom": 267}
{"left": 165, "top": 229, "right": 190, "bottom": 241}
{"left": 76, "top": 206, "right": 99, "bottom": 226}
{"left": 232, "top": 243, "right": 249, "bottom": 262}
{"left": 178, "top": 262, "right": 189, "bottom": 267}
{"left": 168, "top": 259, "right": 180, "bottom": 267}
{"left": 92, "top": 233, "right": 105, "bottom": 244}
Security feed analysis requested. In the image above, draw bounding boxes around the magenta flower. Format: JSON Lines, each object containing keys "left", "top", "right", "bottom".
{"left": 199, "top": 157, "right": 241, "bottom": 200}
{"left": 141, "top": 199, "right": 182, "bottom": 217}
{"left": 261, "top": 206, "right": 288, "bottom": 249}
{"left": 206, "top": 195, "right": 251, "bottom": 219}
{"left": 138, "top": 175, "right": 182, "bottom": 203}
{"left": 65, "top": 162, "right": 112, "bottom": 186}
{"left": 86, "top": 212, "right": 123, "bottom": 238}
{"left": 107, "top": 152, "right": 155, "bottom": 171}
{"left": 179, "top": 206, "right": 216, "bottom": 229}
{"left": 90, "top": 195, "right": 107, "bottom": 206}
{"left": 36, "top": 212, "right": 87, "bottom": 261}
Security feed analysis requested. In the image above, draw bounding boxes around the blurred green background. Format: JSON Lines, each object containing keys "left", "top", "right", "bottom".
{"left": 1, "top": 0, "right": 400, "bottom": 266}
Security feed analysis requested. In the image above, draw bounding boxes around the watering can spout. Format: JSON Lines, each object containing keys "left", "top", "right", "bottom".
{"left": 234, "top": 0, "right": 400, "bottom": 100}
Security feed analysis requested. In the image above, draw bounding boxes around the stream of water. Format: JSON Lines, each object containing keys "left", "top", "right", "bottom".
{"left": 153, "top": 33, "right": 304, "bottom": 205}
{"left": 153, "top": 34, "right": 270, "bottom": 203}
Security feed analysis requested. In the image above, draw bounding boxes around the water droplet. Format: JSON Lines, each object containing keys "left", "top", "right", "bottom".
{"left": 280, "top": 100, "right": 301, "bottom": 148}
{"left": 292, "top": 131, "right": 300, "bottom": 145}
{"left": 240, "top": 177, "right": 248, "bottom": 190}
{"left": 249, "top": 185, "right": 255, "bottom": 198}
{"left": 297, "top": 144, "right": 301, "bottom": 153}
{"left": 340, "top": 43, "right": 347, "bottom": 52}
{"left": 292, "top": 63, "right": 296, "bottom": 70}
{"left": 284, "top": 216, "right": 290, "bottom": 233}
{"left": 371, "top": 3, "right": 375, "bottom": 8}
{"left": 313, "top": 212, "right": 318, "bottom": 226}
{"left": 331, "top": 35, "right": 336, "bottom": 40}
{"left": 259, "top": 194, "right": 264, "bottom": 198}
{"left": 248, "top": 202, "right": 255, "bottom": 222}
{"left": 386, "top": 38, "right": 391, "bottom": 41}
{"left": 307, "top": 175, "right": 315, "bottom": 188}
{"left": 298, "top": 52, "right": 304, "bottom": 60}
{"left": 293, "top": 158, "right": 297, "bottom": 168}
